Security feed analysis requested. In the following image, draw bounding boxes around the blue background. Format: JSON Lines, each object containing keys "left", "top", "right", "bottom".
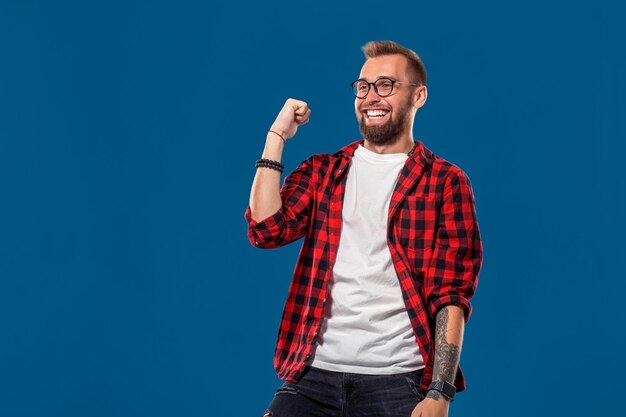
{"left": 1, "top": 0, "right": 624, "bottom": 416}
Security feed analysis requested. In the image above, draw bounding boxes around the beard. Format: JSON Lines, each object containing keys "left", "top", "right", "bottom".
{"left": 358, "top": 98, "right": 413, "bottom": 146}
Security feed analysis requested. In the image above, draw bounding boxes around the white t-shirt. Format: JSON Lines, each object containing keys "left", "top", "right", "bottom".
{"left": 311, "top": 144, "right": 424, "bottom": 374}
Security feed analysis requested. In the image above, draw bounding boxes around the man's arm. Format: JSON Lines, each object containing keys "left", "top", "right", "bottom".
{"left": 411, "top": 305, "right": 463, "bottom": 417}
{"left": 245, "top": 99, "right": 313, "bottom": 248}
{"left": 429, "top": 306, "right": 464, "bottom": 399}
{"left": 249, "top": 98, "right": 311, "bottom": 222}
{"left": 248, "top": 130, "right": 286, "bottom": 222}
{"left": 411, "top": 168, "right": 482, "bottom": 417}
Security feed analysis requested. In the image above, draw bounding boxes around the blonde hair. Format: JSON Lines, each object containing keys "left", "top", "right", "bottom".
{"left": 362, "top": 40, "right": 427, "bottom": 86}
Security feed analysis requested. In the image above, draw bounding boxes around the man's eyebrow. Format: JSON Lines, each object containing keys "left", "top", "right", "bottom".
{"left": 358, "top": 74, "right": 396, "bottom": 81}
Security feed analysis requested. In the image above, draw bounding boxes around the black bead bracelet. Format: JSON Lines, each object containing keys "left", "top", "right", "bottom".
{"left": 256, "top": 158, "right": 284, "bottom": 173}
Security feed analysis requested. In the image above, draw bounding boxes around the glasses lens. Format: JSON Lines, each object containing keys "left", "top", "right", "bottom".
{"left": 374, "top": 78, "right": 394, "bottom": 97}
{"left": 353, "top": 80, "right": 369, "bottom": 98}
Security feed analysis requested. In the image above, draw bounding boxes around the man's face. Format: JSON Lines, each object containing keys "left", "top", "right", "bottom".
{"left": 355, "top": 54, "right": 417, "bottom": 146}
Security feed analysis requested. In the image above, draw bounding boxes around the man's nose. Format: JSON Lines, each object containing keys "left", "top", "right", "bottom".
{"left": 362, "top": 86, "right": 381, "bottom": 102}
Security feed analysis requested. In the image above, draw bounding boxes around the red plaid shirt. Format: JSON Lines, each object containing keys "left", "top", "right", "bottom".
{"left": 245, "top": 139, "right": 482, "bottom": 392}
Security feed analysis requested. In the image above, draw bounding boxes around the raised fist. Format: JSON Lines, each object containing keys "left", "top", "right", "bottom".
{"left": 270, "top": 98, "right": 311, "bottom": 140}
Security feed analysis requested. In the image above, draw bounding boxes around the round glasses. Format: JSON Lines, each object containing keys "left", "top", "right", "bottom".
{"left": 350, "top": 77, "right": 419, "bottom": 98}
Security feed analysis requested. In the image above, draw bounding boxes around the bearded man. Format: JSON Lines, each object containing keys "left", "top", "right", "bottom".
{"left": 246, "top": 40, "right": 483, "bottom": 417}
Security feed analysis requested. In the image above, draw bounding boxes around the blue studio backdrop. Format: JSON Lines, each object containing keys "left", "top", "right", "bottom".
{"left": 1, "top": 1, "right": 624, "bottom": 416}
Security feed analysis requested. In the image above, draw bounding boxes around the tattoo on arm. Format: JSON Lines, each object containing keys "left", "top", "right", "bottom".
{"left": 426, "top": 390, "right": 442, "bottom": 400}
{"left": 432, "top": 307, "right": 461, "bottom": 387}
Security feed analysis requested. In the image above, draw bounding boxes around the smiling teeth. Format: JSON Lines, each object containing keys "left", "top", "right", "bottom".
{"left": 366, "top": 110, "right": 388, "bottom": 117}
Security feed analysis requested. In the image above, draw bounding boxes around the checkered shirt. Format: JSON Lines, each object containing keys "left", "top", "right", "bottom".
{"left": 244, "top": 139, "right": 483, "bottom": 392}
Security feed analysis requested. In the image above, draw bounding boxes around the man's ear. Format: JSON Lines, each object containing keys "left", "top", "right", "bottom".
{"left": 413, "top": 85, "right": 428, "bottom": 109}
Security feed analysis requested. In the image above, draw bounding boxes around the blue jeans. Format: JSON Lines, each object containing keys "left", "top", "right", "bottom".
{"left": 263, "top": 366, "right": 426, "bottom": 417}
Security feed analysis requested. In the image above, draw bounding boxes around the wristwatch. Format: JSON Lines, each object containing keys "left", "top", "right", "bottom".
{"left": 428, "top": 381, "right": 456, "bottom": 401}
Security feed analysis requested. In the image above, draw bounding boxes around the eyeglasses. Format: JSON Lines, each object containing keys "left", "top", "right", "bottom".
{"left": 350, "top": 77, "right": 420, "bottom": 98}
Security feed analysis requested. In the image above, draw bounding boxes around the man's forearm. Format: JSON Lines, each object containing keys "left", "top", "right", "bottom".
{"left": 249, "top": 98, "right": 311, "bottom": 222}
{"left": 427, "top": 305, "right": 465, "bottom": 400}
{"left": 249, "top": 133, "right": 285, "bottom": 222}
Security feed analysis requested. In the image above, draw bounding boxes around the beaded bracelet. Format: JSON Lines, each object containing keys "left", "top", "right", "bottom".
{"left": 257, "top": 158, "right": 283, "bottom": 169}
{"left": 256, "top": 158, "right": 284, "bottom": 173}
{"left": 256, "top": 161, "right": 283, "bottom": 173}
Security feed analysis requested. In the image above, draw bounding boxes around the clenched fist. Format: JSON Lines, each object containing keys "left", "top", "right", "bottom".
{"left": 270, "top": 98, "right": 311, "bottom": 140}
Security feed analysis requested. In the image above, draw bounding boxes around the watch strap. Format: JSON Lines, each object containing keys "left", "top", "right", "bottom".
{"left": 428, "top": 380, "right": 456, "bottom": 401}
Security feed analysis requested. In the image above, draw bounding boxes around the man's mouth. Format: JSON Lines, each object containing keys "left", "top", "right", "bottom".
{"left": 365, "top": 109, "right": 389, "bottom": 118}
{"left": 363, "top": 109, "right": 390, "bottom": 124}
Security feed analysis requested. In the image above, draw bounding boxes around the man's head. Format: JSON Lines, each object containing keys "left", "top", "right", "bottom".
{"left": 355, "top": 41, "right": 428, "bottom": 147}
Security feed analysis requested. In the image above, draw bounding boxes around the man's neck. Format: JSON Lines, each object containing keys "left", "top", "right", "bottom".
{"left": 362, "top": 135, "right": 415, "bottom": 155}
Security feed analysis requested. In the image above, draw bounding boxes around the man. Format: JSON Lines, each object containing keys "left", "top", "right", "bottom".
{"left": 245, "top": 40, "right": 482, "bottom": 417}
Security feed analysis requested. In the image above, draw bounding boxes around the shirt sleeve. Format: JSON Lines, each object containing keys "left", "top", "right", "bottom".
{"left": 424, "top": 167, "right": 483, "bottom": 322}
{"left": 244, "top": 156, "right": 316, "bottom": 249}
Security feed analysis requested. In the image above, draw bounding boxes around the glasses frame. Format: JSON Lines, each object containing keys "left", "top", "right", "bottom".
{"left": 350, "top": 77, "right": 420, "bottom": 98}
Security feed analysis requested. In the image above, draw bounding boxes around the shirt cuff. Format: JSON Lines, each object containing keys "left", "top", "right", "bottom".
{"left": 244, "top": 206, "right": 285, "bottom": 247}
{"left": 430, "top": 294, "right": 473, "bottom": 322}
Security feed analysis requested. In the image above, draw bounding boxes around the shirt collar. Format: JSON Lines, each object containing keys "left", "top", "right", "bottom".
{"left": 335, "top": 139, "right": 433, "bottom": 167}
